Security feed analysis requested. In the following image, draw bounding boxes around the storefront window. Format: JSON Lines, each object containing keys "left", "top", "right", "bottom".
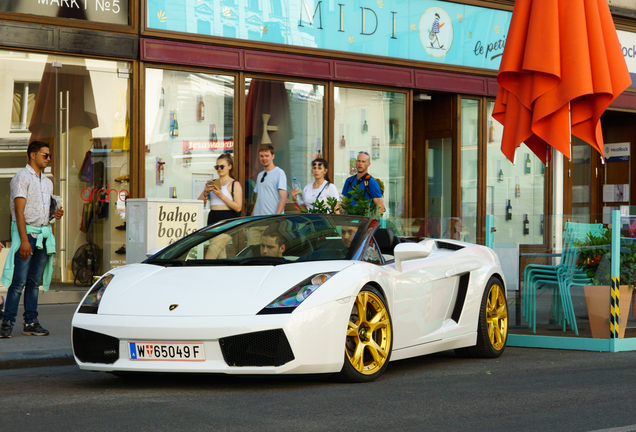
{"left": 0, "top": 51, "right": 131, "bottom": 286}
{"left": 460, "top": 98, "right": 479, "bottom": 243}
{"left": 244, "top": 78, "right": 324, "bottom": 214}
{"left": 145, "top": 68, "right": 235, "bottom": 204}
{"left": 487, "top": 101, "right": 545, "bottom": 245}
{"left": 333, "top": 87, "right": 406, "bottom": 228}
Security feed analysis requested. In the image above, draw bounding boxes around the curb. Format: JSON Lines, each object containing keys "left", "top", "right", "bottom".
{"left": 0, "top": 348, "right": 75, "bottom": 370}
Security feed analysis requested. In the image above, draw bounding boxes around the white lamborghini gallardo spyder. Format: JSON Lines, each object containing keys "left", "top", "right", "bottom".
{"left": 72, "top": 214, "right": 508, "bottom": 382}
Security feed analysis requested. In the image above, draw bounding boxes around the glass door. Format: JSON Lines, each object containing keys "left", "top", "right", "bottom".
{"left": 0, "top": 51, "right": 131, "bottom": 287}
{"left": 427, "top": 137, "right": 453, "bottom": 238}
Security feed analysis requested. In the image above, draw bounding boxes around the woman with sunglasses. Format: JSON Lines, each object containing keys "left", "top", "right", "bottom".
{"left": 292, "top": 158, "right": 340, "bottom": 212}
{"left": 198, "top": 153, "right": 243, "bottom": 225}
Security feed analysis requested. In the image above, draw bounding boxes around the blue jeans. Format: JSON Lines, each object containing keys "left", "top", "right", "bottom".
{"left": 3, "top": 236, "right": 48, "bottom": 325}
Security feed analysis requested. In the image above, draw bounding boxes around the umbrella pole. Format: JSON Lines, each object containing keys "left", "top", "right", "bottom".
{"left": 569, "top": 102, "right": 572, "bottom": 161}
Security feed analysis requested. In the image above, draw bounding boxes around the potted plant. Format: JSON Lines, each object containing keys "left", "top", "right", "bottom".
{"left": 576, "top": 230, "right": 635, "bottom": 338}
{"left": 306, "top": 184, "right": 402, "bottom": 236}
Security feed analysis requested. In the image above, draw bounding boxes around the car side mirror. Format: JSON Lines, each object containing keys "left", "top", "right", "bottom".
{"left": 146, "top": 246, "right": 165, "bottom": 258}
{"left": 394, "top": 243, "right": 431, "bottom": 272}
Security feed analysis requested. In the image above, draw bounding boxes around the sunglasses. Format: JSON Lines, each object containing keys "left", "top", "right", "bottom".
{"left": 312, "top": 163, "right": 324, "bottom": 168}
{"left": 214, "top": 164, "right": 226, "bottom": 170}
{"left": 358, "top": 151, "right": 370, "bottom": 156}
{"left": 37, "top": 152, "right": 52, "bottom": 160}
{"left": 260, "top": 171, "right": 268, "bottom": 183}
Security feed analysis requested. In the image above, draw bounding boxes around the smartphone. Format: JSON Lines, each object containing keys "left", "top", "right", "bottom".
{"left": 212, "top": 179, "right": 222, "bottom": 189}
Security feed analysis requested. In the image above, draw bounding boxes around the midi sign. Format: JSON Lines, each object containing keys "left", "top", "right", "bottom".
{"left": 147, "top": 0, "right": 511, "bottom": 70}
{"left": 5, "top": 0, "right": 129, "bottom": 25}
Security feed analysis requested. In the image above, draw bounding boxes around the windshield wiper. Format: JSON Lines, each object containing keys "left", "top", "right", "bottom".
{"left": 182, "top": 259, "right": 242, "bottom": 266}
{"left": 145, "top": 259, "right": 186, "bottom": 267}
{"left": 238, "top": 257, "right": 288, "bottom": 266}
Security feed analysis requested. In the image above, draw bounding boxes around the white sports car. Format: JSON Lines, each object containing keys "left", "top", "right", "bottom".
{"left": 72, "top": 214, "right": 508, "bottom": 382}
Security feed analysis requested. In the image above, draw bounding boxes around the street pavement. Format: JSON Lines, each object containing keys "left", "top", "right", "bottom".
{"left": 4, "top": 347, "right": 636, "bottom": 431}
{"left": 0, "top": 303, "right": 77, "bottom": 369}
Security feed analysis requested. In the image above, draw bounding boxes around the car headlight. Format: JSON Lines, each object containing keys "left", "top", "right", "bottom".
{"left": 258, "top": 272, "right": 337, "bottom": 315}
{"left": 78, "top": 274, "right": 115, "bottom": 314}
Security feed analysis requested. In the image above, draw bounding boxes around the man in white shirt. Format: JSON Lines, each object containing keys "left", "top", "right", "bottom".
{"left": 1, "top": 141, "right": 64, "bottom": 338}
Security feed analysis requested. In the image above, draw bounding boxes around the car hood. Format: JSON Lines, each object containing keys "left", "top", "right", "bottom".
{"left": 96, "top": 261, "right": 354, "bottom": 317}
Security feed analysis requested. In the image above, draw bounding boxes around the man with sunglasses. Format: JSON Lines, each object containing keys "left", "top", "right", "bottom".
{"left": 251, "top": 144, "right": 287, "bottom": 216}
{"left": 1, "top": 141, "right": 64, "bottom": 338}
{"left": 342, "top": 151, "right": 385, "bottom": 214}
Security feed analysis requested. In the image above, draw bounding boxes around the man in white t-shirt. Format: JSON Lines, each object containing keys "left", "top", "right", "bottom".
{"left": 252, "top": 144, "right": 288, "bottom": 216}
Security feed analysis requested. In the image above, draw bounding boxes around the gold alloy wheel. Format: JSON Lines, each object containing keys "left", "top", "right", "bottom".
{"left": 486, "top": 283, "right": 508, "bottom": 350}
{"left": 345, "top": 290, "right": 392, "bottom": 375}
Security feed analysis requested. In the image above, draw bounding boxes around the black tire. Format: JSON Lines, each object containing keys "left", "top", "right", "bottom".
{"left": 335, "top": 285, "right": 393, "bottom": 383}
{"left": 455, "top": 277, "right": 508, "bottom": 359}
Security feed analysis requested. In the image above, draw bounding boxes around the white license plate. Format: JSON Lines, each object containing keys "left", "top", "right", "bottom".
{"left": 128, "top": 342, "right": 205, "bottom": 361}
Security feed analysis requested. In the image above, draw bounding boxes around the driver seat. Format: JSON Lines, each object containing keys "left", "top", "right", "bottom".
{"left": 375, "top": 228, "right": 400, "bottom": 255}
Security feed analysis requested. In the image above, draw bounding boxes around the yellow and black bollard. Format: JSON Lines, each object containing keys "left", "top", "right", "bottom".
{"left": 610, "top": 276, "right": 620, "bottom": 339}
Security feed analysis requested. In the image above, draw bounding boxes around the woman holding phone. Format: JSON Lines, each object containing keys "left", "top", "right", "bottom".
{"left": 198, "top": 153, "right": 243, "bottom": 225}
{"left": 291, "top": 158, "right": 340, "bottom": 212}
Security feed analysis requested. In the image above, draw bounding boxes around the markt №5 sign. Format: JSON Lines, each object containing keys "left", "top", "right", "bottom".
{"left": 5, "top": 0, "right": 129, "bottom": 25}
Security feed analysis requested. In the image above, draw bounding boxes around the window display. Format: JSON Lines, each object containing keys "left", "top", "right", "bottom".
{"left": 145, "top": 68, "right": 235, "bottom": 215}
{"left": 333, "top": 88, "right": 406, "bottom": 229}
{"left": 244, "top": 78, "right": 324, "bottom": 215}
{"left": 487, "top": 101, "right": 545, "bottom": 244}
{"left": 0, "top": 51, "right": 131, "bottom": 285}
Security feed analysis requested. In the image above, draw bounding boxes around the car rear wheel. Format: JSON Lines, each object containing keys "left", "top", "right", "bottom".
{"left": 336, "top": 285, "right": 393, "bottom": 383}
{"left": 456, "top": 277, "right": 508, "bottom": 358}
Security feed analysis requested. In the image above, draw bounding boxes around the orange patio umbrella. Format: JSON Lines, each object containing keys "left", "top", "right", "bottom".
{"left": 493, "top": 0, "right": 631, "bottom": 164}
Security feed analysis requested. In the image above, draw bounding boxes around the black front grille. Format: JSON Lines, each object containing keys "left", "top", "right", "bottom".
{"left": 219, "top": 329, "right": 295, "bottom": 367}
{"left": 72, "top": 327, "right": 119, "bottom": 364}
{"left": 436, "top": 241, "right": 464, "bottom": 251}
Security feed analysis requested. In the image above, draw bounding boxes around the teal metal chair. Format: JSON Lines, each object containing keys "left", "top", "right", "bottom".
{"left": 522, "top": 222, "right": 580, "bottom": 325}
{"left": 523, "top": 222, "right": 604, "bottom": 333}
{"left": 555, "top": 246, "right": 595, "bottom": 335}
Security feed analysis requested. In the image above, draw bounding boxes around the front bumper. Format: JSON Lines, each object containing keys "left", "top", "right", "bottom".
{"left": 71, "top": 300, "right": 351, "bottom": 375}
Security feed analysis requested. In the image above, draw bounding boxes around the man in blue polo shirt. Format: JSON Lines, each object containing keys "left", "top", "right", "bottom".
{"left": 341, "top": 151, "right": 385, "bottom": 214}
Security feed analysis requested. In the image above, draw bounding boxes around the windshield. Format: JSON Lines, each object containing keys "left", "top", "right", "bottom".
{"left": 146, "top": 214, "right": 371, "bottom": 266}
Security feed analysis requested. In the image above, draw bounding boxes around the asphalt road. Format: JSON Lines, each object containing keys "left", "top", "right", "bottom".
{"left": 2, "top": 347, "right": 636, "bottom": 432}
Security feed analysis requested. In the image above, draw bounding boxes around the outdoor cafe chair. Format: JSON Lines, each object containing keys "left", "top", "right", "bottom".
{"left": 523, "top": 222, "right": 604, "bottom": 333}
{"left": 555, "top": 246, "right": 594, "bottom": 336}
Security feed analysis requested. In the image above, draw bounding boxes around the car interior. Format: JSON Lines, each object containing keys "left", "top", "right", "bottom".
{"left": 374, "top": 228, "right": 401, "bottom": 261}
{"left": 235, "top": 228, "right": 403, "bottom": 263}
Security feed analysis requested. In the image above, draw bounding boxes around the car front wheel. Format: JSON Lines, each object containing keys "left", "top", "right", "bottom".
{"left": 337, "top": 285, "right": 393, "bottom": 383}
{"left": 456, "top": 277, "right": 508, "bottom": 358}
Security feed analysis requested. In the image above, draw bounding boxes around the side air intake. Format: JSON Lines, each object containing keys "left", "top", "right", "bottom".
{"left": 436, "top": 241, "right": 464, "bottom": 251}
{"left": 451, "top": 273, "right": 470, "bottom": 323}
